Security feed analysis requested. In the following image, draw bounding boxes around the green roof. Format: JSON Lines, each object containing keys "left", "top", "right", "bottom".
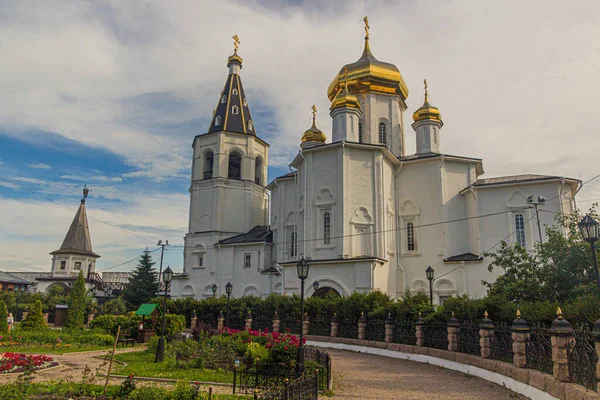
{"left": 135, "top": 303, "right": 162, "bottom": 316}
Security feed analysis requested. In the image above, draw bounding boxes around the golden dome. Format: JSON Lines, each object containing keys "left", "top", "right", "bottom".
{"left": 330, "top": 67, "right": 361, "bottom": 111}
{"left": 227, "top": 52, "right": 243, "bottom": 67}
{"left": 412, "top": 79, "right": 442, "bottom": 123}
{"left": 327, "top": 37, "right": 409, "bottom": 102}
{"left": 302, "top": 105, "right": 326, "bottom": 143}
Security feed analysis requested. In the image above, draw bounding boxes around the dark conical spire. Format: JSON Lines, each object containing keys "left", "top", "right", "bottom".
{"left": 207, "top": 37, "right": 255, "bottom": 136}
{"left": 51, "top": 196, "right": 99, "bottom": 258}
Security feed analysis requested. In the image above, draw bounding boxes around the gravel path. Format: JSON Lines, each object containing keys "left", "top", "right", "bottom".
{"left": 327, "top": 348, "right": 528, "bottom": 400}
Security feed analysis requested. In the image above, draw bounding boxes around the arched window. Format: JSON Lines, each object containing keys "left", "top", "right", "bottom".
{"left": 358, "top": 122, "right": 363, "bottom": 143}
{"left": 221, "top": 95, "right": 227, "bottom": 104}
{"left": 515, "top": 214, "right": 526, "bottom": 247}
{"left": 248, "top": 120, "right": 253, "bottom": 131}
{"left": 323, "top": 211, "right": 331, "bottom": 244}
{"left": 215, "top": 115, "right": 222, "bottom": 126}
{"left": 254, "top": 157, "right": 262, "bottom": 185}
{"left": 434, "top": 128, "right": 437, "bottom": 144}
{"left": 232, "top": 105, "right": 239, "bottom": 115}
{"left": 203, "top": 151, "right": 214, "bottom": 179}
{"left": 406, "top": 222, "right": 415, "bottom": 251}
{"left": 232, "top": 88, "right": 238, "bottom": 95}
{"left": 228, "top": 151, "right": 242, "bottom": 179}
{"left": 378, "top": 122, "right": 387, "bottom": 144}
{"left": 290, "top": 231, "right": 297, "bottom": 257}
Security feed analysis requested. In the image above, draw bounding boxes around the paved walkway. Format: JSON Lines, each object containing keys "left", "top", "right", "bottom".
{"left": 327, "top": 348, "right": 528, "bottom": 399}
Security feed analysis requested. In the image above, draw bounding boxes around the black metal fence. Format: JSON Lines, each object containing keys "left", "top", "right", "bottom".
{"left": 424, "top": 323, "right": 448, "bottom": 350}
{"left": 457, "top": 322, "right": 481, "bottom": 355}
{"left": 280, "top": 319, "right": 301, "bottom": 334}
{"left": 365, "top": 320, "right": 386, "bottom": 342}
{"left": 253, "top": 317, "right": 273, "bottom": 333}
{"left": 490, "top": 324, "right": 513, "bottom": 363}
{"left": 568, "top": 324, "right": 599, "bottom": 391}
{"left": 261, "top": 373, "right": 319, "bottom": 400}
{"left": 308, "top": 319, "right": 330, "bottom": 337}
{"left": 526, "top": 324, "right": 553, "bottom": 375}
{"left": 302, "top": 346, "right": 331, "bottom": 390}
{"left": 233, "top": 362, "right": 295, "bottom": 395}
{"left": 225, "top": 318, "right": 246, "bottom": 331}
{"left": 338, "top": 320, "right": 358, "bottom": 339}
{"left": 393, "top": 320, "right": 416, "bottom": 345}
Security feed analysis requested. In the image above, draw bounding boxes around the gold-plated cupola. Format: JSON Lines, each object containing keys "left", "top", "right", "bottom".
{"left": 301, "top": 105, "right": 326, "bottom": 143}
{"left": 330, "top": 67, "right": 361, "bottom": 111}
{"left": 327, "top": 17, "right": 409, "bottom": 102}
{"left": 412, "top": 79, "right": 442, "bottom": 123}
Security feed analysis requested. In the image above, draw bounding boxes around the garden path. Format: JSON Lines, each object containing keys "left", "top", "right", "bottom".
{"left": 0, "top": 347, "right": 143, "bottom": 384}
{"left": 326, "top": 348, "right": 528, "bottom": 399}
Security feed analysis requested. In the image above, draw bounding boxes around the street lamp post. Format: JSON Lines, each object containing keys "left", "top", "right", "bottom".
{"left": 156, "top": 240, "right": 169, "bottom": 296}
{"left": 225, "top": 282, "right": 233, "bottom": 328}
{"left": 579, "top": 215, "right": 600, "bottom": 292}
{"left": 211, "top": 284, "right": 217, "bottom": 298}
{"left": 426, "top": 266, "right": 435, "bottom": 307}
{"left": 296, "top": 257, "right": 310, "bottom": 377}
{"left": 155, "top": 266, "right": 173, "bottom": 363}
{"left": 527, "top": 195, "right": 546, "bottom": 243}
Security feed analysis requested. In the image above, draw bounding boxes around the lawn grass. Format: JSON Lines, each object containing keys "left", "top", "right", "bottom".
{"left": 113, "top": 351, "right": 234, "bottom": 383}
{"left": 1, "top": 344, "right": 113, "bottom": 355}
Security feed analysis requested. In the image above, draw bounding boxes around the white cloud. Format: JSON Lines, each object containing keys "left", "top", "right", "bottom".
{"left": 28, "top": 163, "right": 51, "bottom": 169}
{"left": 60, "top": 174, "right": 123, "bottom": 183}
{"left": 12, "top": 177, "right": 45, "bottom": 184}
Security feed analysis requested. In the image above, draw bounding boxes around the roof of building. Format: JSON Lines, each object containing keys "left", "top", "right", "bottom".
{"left": 443, "top": 252, "right": 484, "bottom": 263}
{"left": 278, "top": 255, "right": 388, "bottom": 266}
{"left": 51, "top": 199, "right": 100, "bottom": 258}
{"left": 473, "top": 174, "right": 580, "bottom": 187}
{"left": 207, "top": 52, "right": 255, "bottom": 136}
{"left": 217, "top": 225, "right": 273, "bottom": 246}
{"left": 0, "top": 271, "right": 33, "bottom": 285}
{"left": 399, "top": 152, "right": 482, "bottom": 162}
{"left": 135, "top": 303, "right": 162, "bottom": 316}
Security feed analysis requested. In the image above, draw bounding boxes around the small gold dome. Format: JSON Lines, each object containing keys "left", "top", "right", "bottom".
{"left": 412, "top": 79, "right": 442, "bottom": 123}
{"left": 227, "top": 52, "right": 243, "bottom": 67}
{"left": 327, "top": 38, "right": 409, "bottom": 102}
{"left": 330, "top": 67, "right": 361, "bottom": 111}
{"left": 302, "top": 105, "right": 326, "bottom": 143}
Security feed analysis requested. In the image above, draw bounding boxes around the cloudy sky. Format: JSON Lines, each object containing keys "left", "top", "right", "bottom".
{"left": 1, "top": 0, "right": 599, "bottom": 274}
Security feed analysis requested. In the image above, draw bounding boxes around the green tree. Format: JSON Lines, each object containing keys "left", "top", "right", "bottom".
{"left": 98, "top": 296, "right": 127, "bottom": 315}
{"left": 21, "top": 299, "right": 46, "bottom": 329}
{"left": 484, "top": 205, "right": 599, "bottom": 303}
{"left": 123, "top": 250, "right": 158, "bottom": 310}
{"left": 42, "top": 284, "right": 67, "bottom": 313}
{"left": 0, "top": 300, "right": 8, "bottom": 334}
{"left": 65, "top": 271, "right": 86, "bottom": 329}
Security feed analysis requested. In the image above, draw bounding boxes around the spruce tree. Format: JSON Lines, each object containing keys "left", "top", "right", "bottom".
{"left": 123, "top": 249, "right": 158, "bottom": 310}
{"left": 21, "top": 299, "right": 46, "bottom": 330}
{"left": 0, "top": 300, "right": 8, "bottom": 334}
{"left": 65, "top": 271, "right": 86, "bottom": 330}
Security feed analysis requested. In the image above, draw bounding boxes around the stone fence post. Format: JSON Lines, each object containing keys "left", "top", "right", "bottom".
{"left": 87, "top": 312, "right": 95, "bottom": 325}
{"left": 447, "top": 312, "right": 459, "bottom": 352}
{"left": 330, "top": 314, "right": 339, "bottom": 337}
{"left": 217, "top": 311, "right": 224, "bottom": 331}
{"left": 479, "top": 311, "right": 494, "bottom": 359}
{"left": 549, "top": 307, "right": 573, "bottom": 382}
{"left": 591, "top": 318, "right": 600, "bottom": 392}
{"left": 358, "top": 313, "right": 367, "bottom": 340}
{"left": 190, "top": 311, "right": 197, "bottom": 330}
{"left": 302, "top": 313, "right": 310, "bottom": 337}
{"left": 245, "top": 311, "right": 253, "bottom": 330}
{"left": 415, "top": 313, "right": 425, "bottom": 347}
{"left": 272, "top": 311, "right": 280, "bottom": 333}
{"left": 385, "top": 313, "right": 395, "bottom": 343}
{"left": 511, "top": 309, "right": 529, "bottom": 368}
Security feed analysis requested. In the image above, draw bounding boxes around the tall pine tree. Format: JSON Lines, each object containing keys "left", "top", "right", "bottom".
{"left": 123, "top": 249, "right": 158, "bottom": 310}
{"left": 65, "top": 271, "right": 86, "bottom": 330}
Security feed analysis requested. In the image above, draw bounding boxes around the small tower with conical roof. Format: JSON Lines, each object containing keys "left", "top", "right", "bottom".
{"left": 301, "top": 105, "right": 326, "bottom": 149}
{"left": 330, "top": 67, "right": 362, "bottom": 143}
{"left": 50, "top": 186, "right": 100, "bottom": 278}
{"left": 412, "top": 79, "right": 443, "bottom": 154}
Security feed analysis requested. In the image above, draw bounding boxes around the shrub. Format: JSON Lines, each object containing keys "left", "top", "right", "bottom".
{"left": 97, "top": 296, "right": 126, "bottom": 316}
{"left": 20, "top": 300, "right": 46, "bottom": 330}
{"left": 128, "top": 385, "right": 170, "bottom": 400}
{"left": 6, "top": 327, "right": 113, "bottom": 346}
{"left": 0, "top": 300, "right": 8, "bottom": 334}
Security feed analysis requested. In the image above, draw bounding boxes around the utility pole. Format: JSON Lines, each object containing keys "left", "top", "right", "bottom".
{"left": 527, "top": 196, "right": 546, "bottom": 244}
{"left": 156, "top": 240, "right": 169, "bottom": 296}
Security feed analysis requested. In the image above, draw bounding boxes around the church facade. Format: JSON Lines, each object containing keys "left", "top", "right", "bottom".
{"left": 171, "top": 23, "right": 580, "bottom": 304}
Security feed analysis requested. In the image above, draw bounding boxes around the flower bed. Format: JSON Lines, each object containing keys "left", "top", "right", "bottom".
{"left": 0, "top": 352, "right": 58, "bottom": 374}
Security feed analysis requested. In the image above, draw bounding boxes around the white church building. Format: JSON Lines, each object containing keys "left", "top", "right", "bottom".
{"left": 171, "top": 23, "right": 580, "bottom": 304}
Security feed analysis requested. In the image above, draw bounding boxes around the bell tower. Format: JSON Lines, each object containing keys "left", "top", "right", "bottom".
{"left": 184, "top": 35, "right": 269, "bottom": 274}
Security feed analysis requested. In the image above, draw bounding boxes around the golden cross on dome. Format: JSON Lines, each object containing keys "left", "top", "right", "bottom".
{"left": 311, "top": 104, "right": 317, "bottom": 119}
{"left": 423, "top": 79, "right": 429, "bottom": 102}
{"left": 363, "top": 16, "right": 370, "bottom": 39}
{"left": 232, "top": 34, "right": 240, "bottom": 52}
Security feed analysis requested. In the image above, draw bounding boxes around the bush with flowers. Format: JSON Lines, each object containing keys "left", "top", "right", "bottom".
{"left": 0, "top": 327, "right": 114, "bottom": 352}
{"left": 0, "top": 352, "right": 57, "bottom": 374}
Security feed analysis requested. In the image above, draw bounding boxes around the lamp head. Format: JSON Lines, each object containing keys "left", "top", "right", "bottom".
{"left": 211, "top": 283, "right": 217, "bottom": 294}
{"left": 426, "top": 266, "right": 435, "bottom": 281}
{"left": 296, "top": 257, "right": 310, "bottom": 280}
{"left": 579, "top": 214, "right": 599, "bottom": 243}
{"left": 162, "top": 266, "right": 174, "bottom": 284}
{"left": 313, "top": 281, "right": 320, "bottom": 292}
{"left": 225, "top": 281, "right": 233, "bottom": 295}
